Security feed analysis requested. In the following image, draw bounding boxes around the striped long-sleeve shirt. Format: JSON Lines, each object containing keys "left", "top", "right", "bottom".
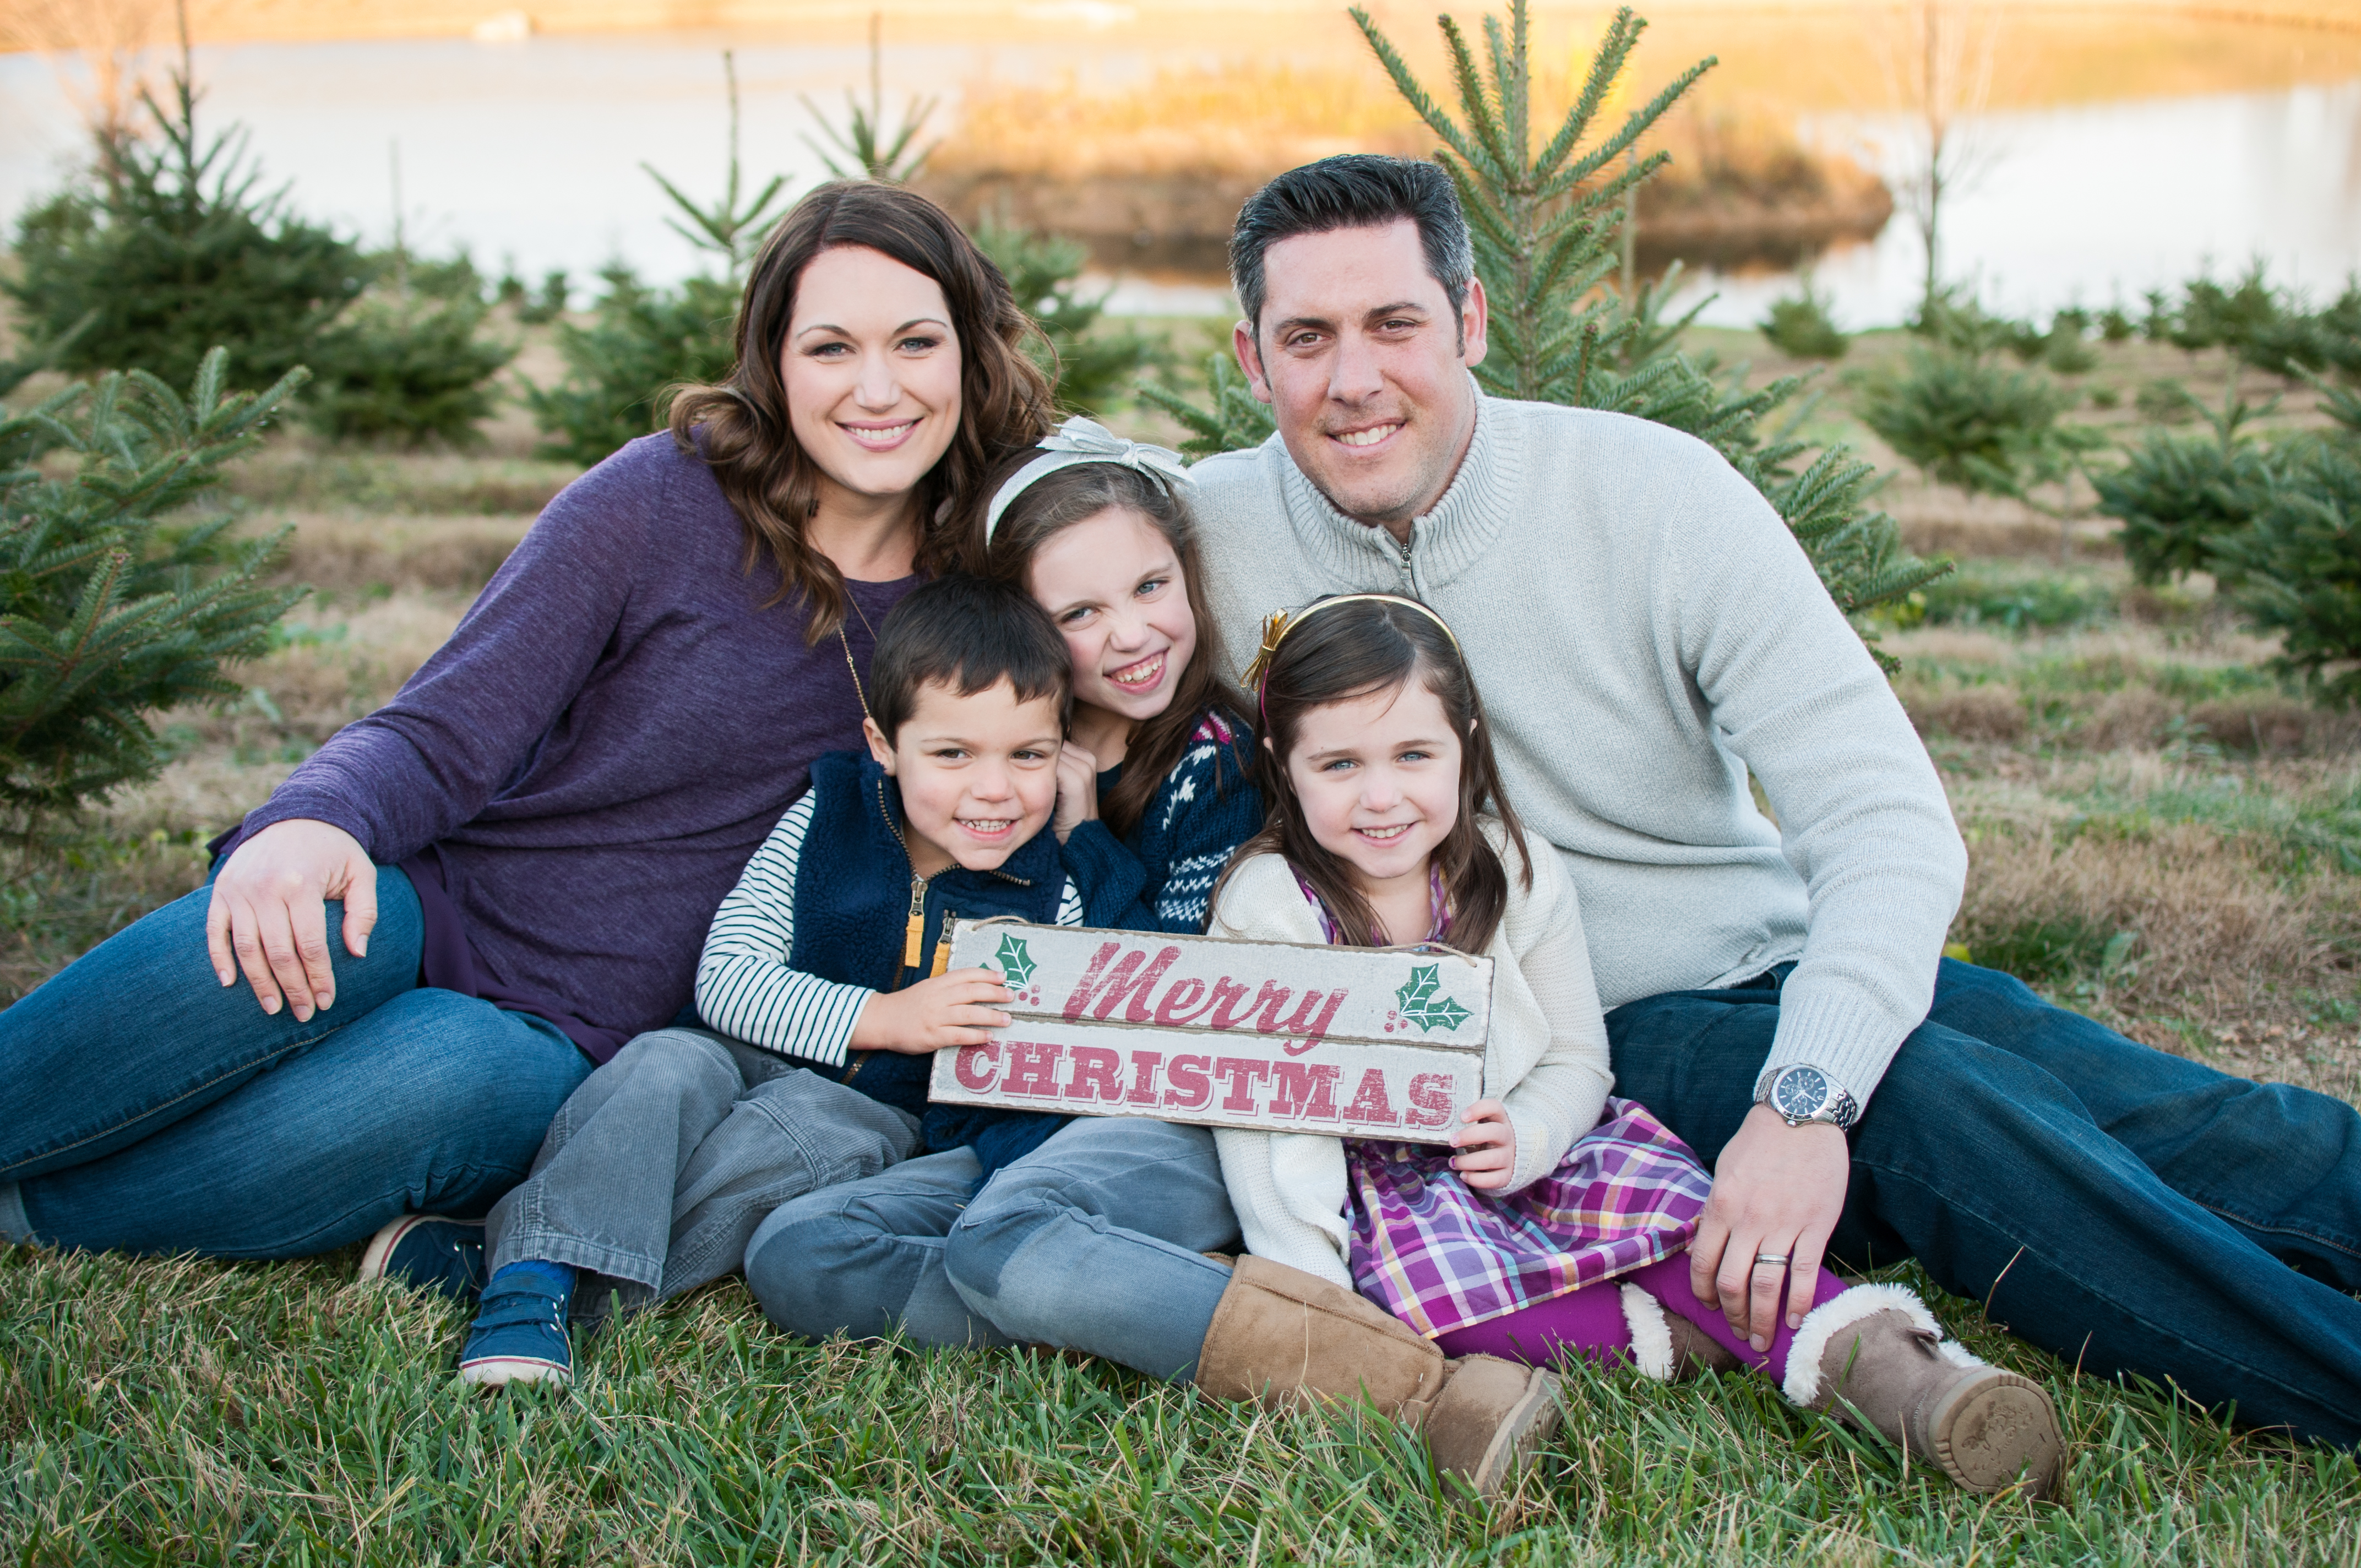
{"left": 695, "top": 791, "right": 1085, "bottom": 1069}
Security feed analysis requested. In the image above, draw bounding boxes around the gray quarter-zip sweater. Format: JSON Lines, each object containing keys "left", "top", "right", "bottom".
{"left": 1187, "top": 388, "right": 1965, "bottom": 1106}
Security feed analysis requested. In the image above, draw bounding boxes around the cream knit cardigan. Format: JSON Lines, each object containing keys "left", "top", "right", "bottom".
{"left": 1209, "top": 821, "right": 1613, "bottom": 1288}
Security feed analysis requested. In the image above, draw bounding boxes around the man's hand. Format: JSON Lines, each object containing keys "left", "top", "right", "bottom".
{"left": 1449, "top": 1097, "right": 1516, "bottom": 1190}
{"left": 205, "top": 818, "right": 378, "bottom": 1021}
{"left": 1051, "top": 742, "right": 1100, "bottom": 844}
{"left": 850, "top": 968, "right": 1012, "bottom": 1055}
{"left": 1689, "top": 1104, "right": 1850, "bottom": 1349}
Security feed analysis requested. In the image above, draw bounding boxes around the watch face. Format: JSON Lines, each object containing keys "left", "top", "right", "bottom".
{"left": 1774, "top": 1066, "right": 1828, "bottom": 1119}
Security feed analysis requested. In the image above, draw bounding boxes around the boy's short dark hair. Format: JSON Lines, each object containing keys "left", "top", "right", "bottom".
{"left": 1230, "top": 154, "right": 1476, "bottom": 338}
{"left": 868, "top": 574, "right": 1071, "bottom": 742}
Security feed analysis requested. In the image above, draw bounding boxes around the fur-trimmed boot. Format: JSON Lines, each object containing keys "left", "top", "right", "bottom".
{"left": 1195, "top": 1256, "right": 1562, "bottom": 1500}
{"left": 1617, "top": 1285, "right": 1741, "bottom": 1381}
{"left": 1785, "top": 1284, "right": 2064, "bottom": 1498}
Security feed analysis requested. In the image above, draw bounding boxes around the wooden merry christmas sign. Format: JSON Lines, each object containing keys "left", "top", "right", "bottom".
{"left": 926, "top": 919, "right": 1493, "bottom": 1145}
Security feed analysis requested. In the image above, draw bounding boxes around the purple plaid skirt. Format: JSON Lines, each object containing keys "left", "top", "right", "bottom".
{"left": 1344, "top": 1097, "right": 1713, "bottom": 1337}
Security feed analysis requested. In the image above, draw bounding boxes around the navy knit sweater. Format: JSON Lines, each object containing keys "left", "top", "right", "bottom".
{"left": 1062, "top": 709, "right": 1261, "bottom": 933}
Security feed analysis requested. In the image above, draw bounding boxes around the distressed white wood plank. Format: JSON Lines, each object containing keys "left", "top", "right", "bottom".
{"left": 929, "top": 920, "right": 1492, "bottom": 1143}
{"left": 943, "top": 919, "right": 1491, "bottom": 1050}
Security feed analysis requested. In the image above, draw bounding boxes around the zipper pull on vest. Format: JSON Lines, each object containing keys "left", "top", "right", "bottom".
{"left": 902, "top": 873, "right": 927, "bottom": 972}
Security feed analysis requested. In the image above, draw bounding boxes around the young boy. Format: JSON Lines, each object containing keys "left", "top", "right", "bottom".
{"left": 376, "top": 575, "right": 1087, "bottom": 1387}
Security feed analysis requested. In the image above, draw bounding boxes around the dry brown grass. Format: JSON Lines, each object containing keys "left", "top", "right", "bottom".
{"left": 1956, "top": 818, "right": 2360, "bottom": 1038}
{"left": 1911, "top": 682, "right": 2027, "bottom": 742}
{"left": 277, "top": 512, "right": 530, "bottom": 598}
{"left": 214, "top": 589, "right": 460, "bottom": 725}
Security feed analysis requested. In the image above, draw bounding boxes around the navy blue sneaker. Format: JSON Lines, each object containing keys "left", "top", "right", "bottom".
{"left": 358, "top": 1215, "right": 486, "bottom": 1304}
{"left": 458, "top": 1261, "right": 576, "bottom": 1388}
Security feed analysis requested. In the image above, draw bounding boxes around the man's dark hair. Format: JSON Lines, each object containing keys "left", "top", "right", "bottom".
{"left": 1230, "top": 154, "right": 1476, "bottom": 337}
{"left": 868, "top": 574, "right": 1072, "bottom": 743}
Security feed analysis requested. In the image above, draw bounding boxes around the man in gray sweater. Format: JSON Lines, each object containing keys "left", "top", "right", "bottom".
{"left": 1187, "top": 154, "right": 2361, "bottom": 1450}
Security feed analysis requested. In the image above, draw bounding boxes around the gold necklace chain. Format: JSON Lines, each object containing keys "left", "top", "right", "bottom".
{"left": 836, "top": 589, "right": 881, "bottom": 723}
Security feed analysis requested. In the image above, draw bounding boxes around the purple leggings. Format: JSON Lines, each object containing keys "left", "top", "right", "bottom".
{"left": 1434, "top": 1254, "right": 1850, "bottom": 1383}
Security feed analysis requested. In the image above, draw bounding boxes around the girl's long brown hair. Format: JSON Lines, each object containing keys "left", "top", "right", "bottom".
{"left": 978, "top": 460, "right": 1249, "bottom": 839}
{"left": 668, "top": 181, "right": 1057, "bottom": 642}
{"left": 1233, "top": 596, "right": 1531, "bottom": 954}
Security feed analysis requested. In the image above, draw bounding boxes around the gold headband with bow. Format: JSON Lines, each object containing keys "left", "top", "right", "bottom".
{"left": 1242, "top": 592, "right": 1464, "bottom": 694}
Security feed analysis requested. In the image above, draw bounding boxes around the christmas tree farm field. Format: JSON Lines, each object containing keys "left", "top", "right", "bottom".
{"left": 7, "top": 458, "right": 2361, "bottom": 1561}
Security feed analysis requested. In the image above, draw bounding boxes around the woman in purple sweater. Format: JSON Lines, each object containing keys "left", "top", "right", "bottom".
{"left": 0, "top": 182, "right": 1054, "bottom": 1261}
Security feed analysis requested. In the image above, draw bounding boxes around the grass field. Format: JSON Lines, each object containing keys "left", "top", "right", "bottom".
{"left": 6, "top": 325, "right": 2361, "bottom": 1562}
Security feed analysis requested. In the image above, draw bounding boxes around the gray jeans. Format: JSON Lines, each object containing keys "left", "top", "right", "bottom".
{"left": 485, "top": 1027, "right": 918, "bottom": 1319}
{"left": 743, "top": 1114, "right": 1241, "bottom": 1379}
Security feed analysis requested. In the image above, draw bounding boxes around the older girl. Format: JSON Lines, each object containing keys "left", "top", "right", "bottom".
{"left": 980, "top": 416, "right": 1259, "bottom": 930}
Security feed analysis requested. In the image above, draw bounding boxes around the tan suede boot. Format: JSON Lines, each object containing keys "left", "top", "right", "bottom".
{"left": 1618, "top": 1285, "right": 1742, "bottom": 1381}
{"left": 1195, "top": 1256, "right": 1562, "bottom": 1499}
{"left": 1785, "top": 1284, "right": 2064, "bottom": 1498}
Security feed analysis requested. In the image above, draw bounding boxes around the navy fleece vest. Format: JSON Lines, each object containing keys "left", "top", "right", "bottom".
{"left": 789, "top": 750, "right": 1069, "bottom": 1179}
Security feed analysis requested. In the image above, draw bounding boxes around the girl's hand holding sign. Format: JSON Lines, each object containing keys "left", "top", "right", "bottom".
{"left": 1449, "top": 1098, "right": 1515, "bottom": 1189}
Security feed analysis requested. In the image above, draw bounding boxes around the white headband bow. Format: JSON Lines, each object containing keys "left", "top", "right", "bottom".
{"left": 983, "top": 416, "right": 1192, "bottom": 542}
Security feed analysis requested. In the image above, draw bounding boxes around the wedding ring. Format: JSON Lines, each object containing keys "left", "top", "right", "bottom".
{"left": 1753, "top": 1253, "right": 1791, "bottom": 1267}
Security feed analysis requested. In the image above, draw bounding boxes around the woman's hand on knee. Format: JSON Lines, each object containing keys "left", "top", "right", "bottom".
{"left": 205, "top": 819, "right": 378, "bottom": 1021}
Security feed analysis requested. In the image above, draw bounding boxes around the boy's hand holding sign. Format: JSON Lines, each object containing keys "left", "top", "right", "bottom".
{"left": 927, "top": 919, "right": 1491, "bottom": 1143}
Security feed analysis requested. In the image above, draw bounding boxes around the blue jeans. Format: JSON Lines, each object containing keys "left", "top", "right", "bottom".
{"left": 745, "top": 1147, "right": 1020, "bottom": 1349}
{"left": 0, "top": 870, "right": 590, "bottom": 1258}
{"left": 490, "top": 1027, "right": 916, "bottom": 1317}
{"left": 744, "top": 1116, "right": 1241, "bottom": 1379}
{"left": 1608, "top": 958, "right": 2361, "bottom": 1447}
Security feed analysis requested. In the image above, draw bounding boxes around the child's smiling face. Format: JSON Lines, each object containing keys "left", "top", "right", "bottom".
{"left": 864, "top": 677, "right": 1064, "bottom": 879}
{"left": 1281, "top": 676, "right": 1463, "bottom": 895}
{"left": 1024, "top": 504, "right": 1198, "bottom": 731}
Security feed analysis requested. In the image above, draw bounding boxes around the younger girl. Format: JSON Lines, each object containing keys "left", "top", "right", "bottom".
{"left": 741, "top": 418, "right": 1262, "bottom": 1341}
{"left": 1208, "top": 593, "right": 2064, "bottom": 1499}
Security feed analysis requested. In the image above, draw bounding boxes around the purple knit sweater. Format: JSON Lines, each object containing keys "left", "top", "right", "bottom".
{"left": 216, "top": 433, "right": 915, "bottom": 1062}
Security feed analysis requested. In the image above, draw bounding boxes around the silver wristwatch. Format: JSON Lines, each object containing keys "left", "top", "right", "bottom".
{"left": 1753, "top": 1063, "right": 1860, "bottom": 1130}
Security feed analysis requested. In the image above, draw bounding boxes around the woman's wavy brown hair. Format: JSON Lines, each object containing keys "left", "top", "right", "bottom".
{"left": 668, "top": 181, "right": 1057, "bottom": 641}
{"left": 1232, "top": 596, "right": 1531, "bottom": 954}
{"left": 977, "top": 459, "right": 1250, "bottom": 839}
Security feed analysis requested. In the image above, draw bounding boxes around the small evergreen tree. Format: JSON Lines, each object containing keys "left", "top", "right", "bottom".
{"left": 2093, "top": 385, "right": 2277, "bottom": 585}
{"left": 643, "top": 52, "right": 792, "bottom": 285}
{"left": 803, "top": 14, "right": 940, "bottom": 184}
{"left": 1761, "top": 281, "right": 1848, "bottom": 360}
{"left": 6, "top": 60, "right": 368, "bottom": 392}
{"left": 0, "top": 349, "right": 308, "bottom": 833}
{"left": 1147, "top": 352, "right": 1277, "bottom": 460}
{"left": 1857, "top": 349, "right": 2073, "bottom": 495}
{"left": 1857, "top": 346, "right": 2102, "bottom": 556}
{"left": 308, "top": 294, "right": 516, "bottom": 448}
{"left": 525, "top": 266, "right": 741, "bottom": 466}
{"left": 499, "top": 269, "right": 572, "bottom": 325}
{"left": 972, "top": 218, "right": 1162, "bottom": 418}
{"left": 2211, "top": 394, "right": 2361, "bottom": 704}
{"left": 527, "top": 53, "right": 791, "bottom": 465}
{"left": 1144, "top": 2, "right": 1948, "bottom": 668}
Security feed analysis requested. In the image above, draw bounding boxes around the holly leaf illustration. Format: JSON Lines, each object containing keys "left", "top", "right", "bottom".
{"left": 1418, "top": 993, "right": 1472, "bottom": 1032}
{"left": 993, "top": 933, "right": 1037, "bottom": 990}
{"left": 1394, "top": 963, "right": 1473, "bottom": 1033}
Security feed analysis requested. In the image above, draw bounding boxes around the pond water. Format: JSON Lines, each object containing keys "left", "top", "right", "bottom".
{"left": 2, "top": 24, "right": 2355, "bottom": 330}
